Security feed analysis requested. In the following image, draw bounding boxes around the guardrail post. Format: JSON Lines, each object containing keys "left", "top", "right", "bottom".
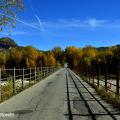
{"left": 48, "top": 67, "right": 49, "bottom": 74}
{"left": 48, "top": 67, "right": 49, "bottom": 75}
{"left": 44, "top": 67, "right": 46, "bottom": 77}
{"left": 40, "top": 67, "right": 43, "bottom": 79}
{"left": 50, "top": 67, "right": 52, "bottom": 73}
{"left": 43, "top": 67, "right": 44, "bottom": 77}
{"left": 89, "top": 66, "right": 91, "bottom": 83}
{"left": 52, "top": 67, "right": 54, "bottom": 73}
{"left": 93, "top": 66, "right": 95, "bottom": 86}
{"left": 116, "top": 63, "right": 120, "bottom": 95}
{"left": 42, "top": 67, "right": 43, "bottom": 77}
{"left": 46, "top": 67, "right": 47, "bottom": 76}
{"left": 51, "top": 67, "right": 53, "bottom": 73}
{"left": 22, "top": 68, "right": 24, "bottom": 89}
{"left": 97, "top": 65, "right": 100, "bottom": 87}
{"left": 105, "top": 64, "right": 108, "bottom": 91}
{"left": 29, "top": 68, "right": 31, "bottom": 86}
{"left": 86, "top": 66, "right": 88, "bottom": 82}
{"left": 36, "top": 67, "right": 38, "bottom": 81}
{"left": 35, "top": 67, "right": 36, "bottom": 83}
{"left": 0, "top": 68, "right": 1, "bottom": 101}
{"left": 85, "top": 67, "right": 87, "bottom": 81}
{"left": 13, "top": 67, "right": 15, "bottom": 94}
{"left": 46, "top": 67, "right": 48, "bottom": 76}
{"left": 51, "top": 67, "right": 52, "bottom": 73}
{"left": 45, "top": 67, "right": 46, "bottom": 76}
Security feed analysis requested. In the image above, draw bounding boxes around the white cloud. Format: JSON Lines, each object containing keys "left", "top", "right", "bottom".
{"left": 41, "top": 18, "right": 120, "bottom": 29}
{"left": 86, "top": 19, "right": 99, "bottom": 27}
{"left": 35, "top": 18, "right": 109, "bottom": 29}
{"left": 85, "top": 18, "right": 108, "bottom": 28}
{"left": 15, "top": 18, "right": 120, "bottom": 32}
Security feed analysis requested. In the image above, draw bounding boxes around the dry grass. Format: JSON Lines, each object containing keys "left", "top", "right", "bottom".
{"left": 83, "top": 77, "right": 120, "bottom": 110}
{"left": 96, "top": 87, "right": 120, "bottom": 109}
{"left": 1, "top": 80, "right": 13, "bottom": 101}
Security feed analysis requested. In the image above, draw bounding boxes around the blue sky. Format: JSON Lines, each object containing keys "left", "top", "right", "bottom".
{"left": 0, "top": 0, "right": 120, "bottom": 50}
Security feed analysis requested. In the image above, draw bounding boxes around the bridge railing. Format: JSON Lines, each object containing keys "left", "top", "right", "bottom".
{"left": 0, "top": 66, "right": 60, "bottom": 101}
{"left": 79, "top": 63, "right": 120, "bottom": 96}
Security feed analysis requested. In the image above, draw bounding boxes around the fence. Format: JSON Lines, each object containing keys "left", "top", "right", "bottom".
{"left": 80, "top": 63, "right": 120, "bottom": 96}
{"left": 0, "top": 66, "right": 60, "bottom": 101}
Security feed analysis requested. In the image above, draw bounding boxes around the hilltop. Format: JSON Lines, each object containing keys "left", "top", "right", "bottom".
{"left": 0, "top": 37, "right": 18, "bottom": 50}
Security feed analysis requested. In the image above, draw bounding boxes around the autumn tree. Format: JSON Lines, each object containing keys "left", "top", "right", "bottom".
{"left": 36, "top": 52, "right": 44, "bottom": 67}
{"left": 23, "top": 46, "right": 38, "bottom": 68}
{"left": 0, "top": 51, "right": 7, "bottom": 68}
{"left": 46, "top": 52, "right": 56, "bottom": 66}
{"left": 82, "top": 46, "right": 98, "bottom": 66}
{"left": 6, "top": 48, "right": 23, "bottom": 68}
{"left": 65, "top": 46, "right": 83, "bottom": 69}
{"left": 52, "top": 46, "right": 65, "bottom": 66}
{"left": 0, "top": 0, "right": 24, "bottom": 31}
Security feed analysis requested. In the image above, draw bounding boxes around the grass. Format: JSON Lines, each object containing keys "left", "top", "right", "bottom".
{"left": 96, "top": 87, "right": 120, "bottom": 109}
{"left": 1, "top": 79, "right": 13, "bottom": 101}
{"left": 0, "top": 80, "right": 37, "bottom": 102}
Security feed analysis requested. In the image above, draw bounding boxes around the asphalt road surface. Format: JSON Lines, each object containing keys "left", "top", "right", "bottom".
{"left": 0, "top": 68, "right": 120, "bottom": 120}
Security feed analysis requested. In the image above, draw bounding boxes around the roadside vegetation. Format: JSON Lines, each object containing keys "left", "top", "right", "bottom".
{"left": 96, "top": 87, "right": 120, "bottom": 110}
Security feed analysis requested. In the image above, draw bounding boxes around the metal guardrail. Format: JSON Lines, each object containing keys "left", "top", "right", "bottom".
{"left": 80, "top": 64, "right": 120, "bottom": 96}
{"left": 0, "top": 66, "right": 60, "bottom": 101}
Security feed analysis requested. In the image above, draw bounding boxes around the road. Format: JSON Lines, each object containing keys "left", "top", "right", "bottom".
{"left": 0, "top": 68, "right": 119, "bottom": 120}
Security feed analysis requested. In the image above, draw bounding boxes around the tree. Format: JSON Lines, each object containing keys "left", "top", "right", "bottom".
{"left": 52, "top": 46, "right": 64, "bottom": 65}
{"left": 46, "top": 52, "right": 56, "bottom": 66}
{"left": 0, "top": 0, "right": 24, "bottom": 31}
{"left": 36, "top": 52, "right": 43, "bottom": 67}
{"left": 0, "top": 51, "right": 7, "bottom": 68}
{"left": 83, "top": 46, "right": 98, "bottom": 66}
{"left": 65, "top": 46, "right": 83, "bottom": 69}
{"left": 23, "top": 46, "right": 38, "bottom": 68}
{"left": 6, "top": 48, "right": 23, "bottom": 68}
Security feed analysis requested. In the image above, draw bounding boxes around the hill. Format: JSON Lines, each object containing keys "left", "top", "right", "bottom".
{"left": 97, "top": 44, "right": 120, "bottom": 51}
{"left": 0, "top": 37, "right": 18, "bottom": 49}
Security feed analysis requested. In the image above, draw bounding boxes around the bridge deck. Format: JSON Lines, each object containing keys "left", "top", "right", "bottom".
{"left": 0, "top": 68, "right": 119, "bottom": 120}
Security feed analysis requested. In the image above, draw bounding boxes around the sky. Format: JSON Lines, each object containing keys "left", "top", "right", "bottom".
{"left": 0, "top": 0, "right": 120, "bottom": 50}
